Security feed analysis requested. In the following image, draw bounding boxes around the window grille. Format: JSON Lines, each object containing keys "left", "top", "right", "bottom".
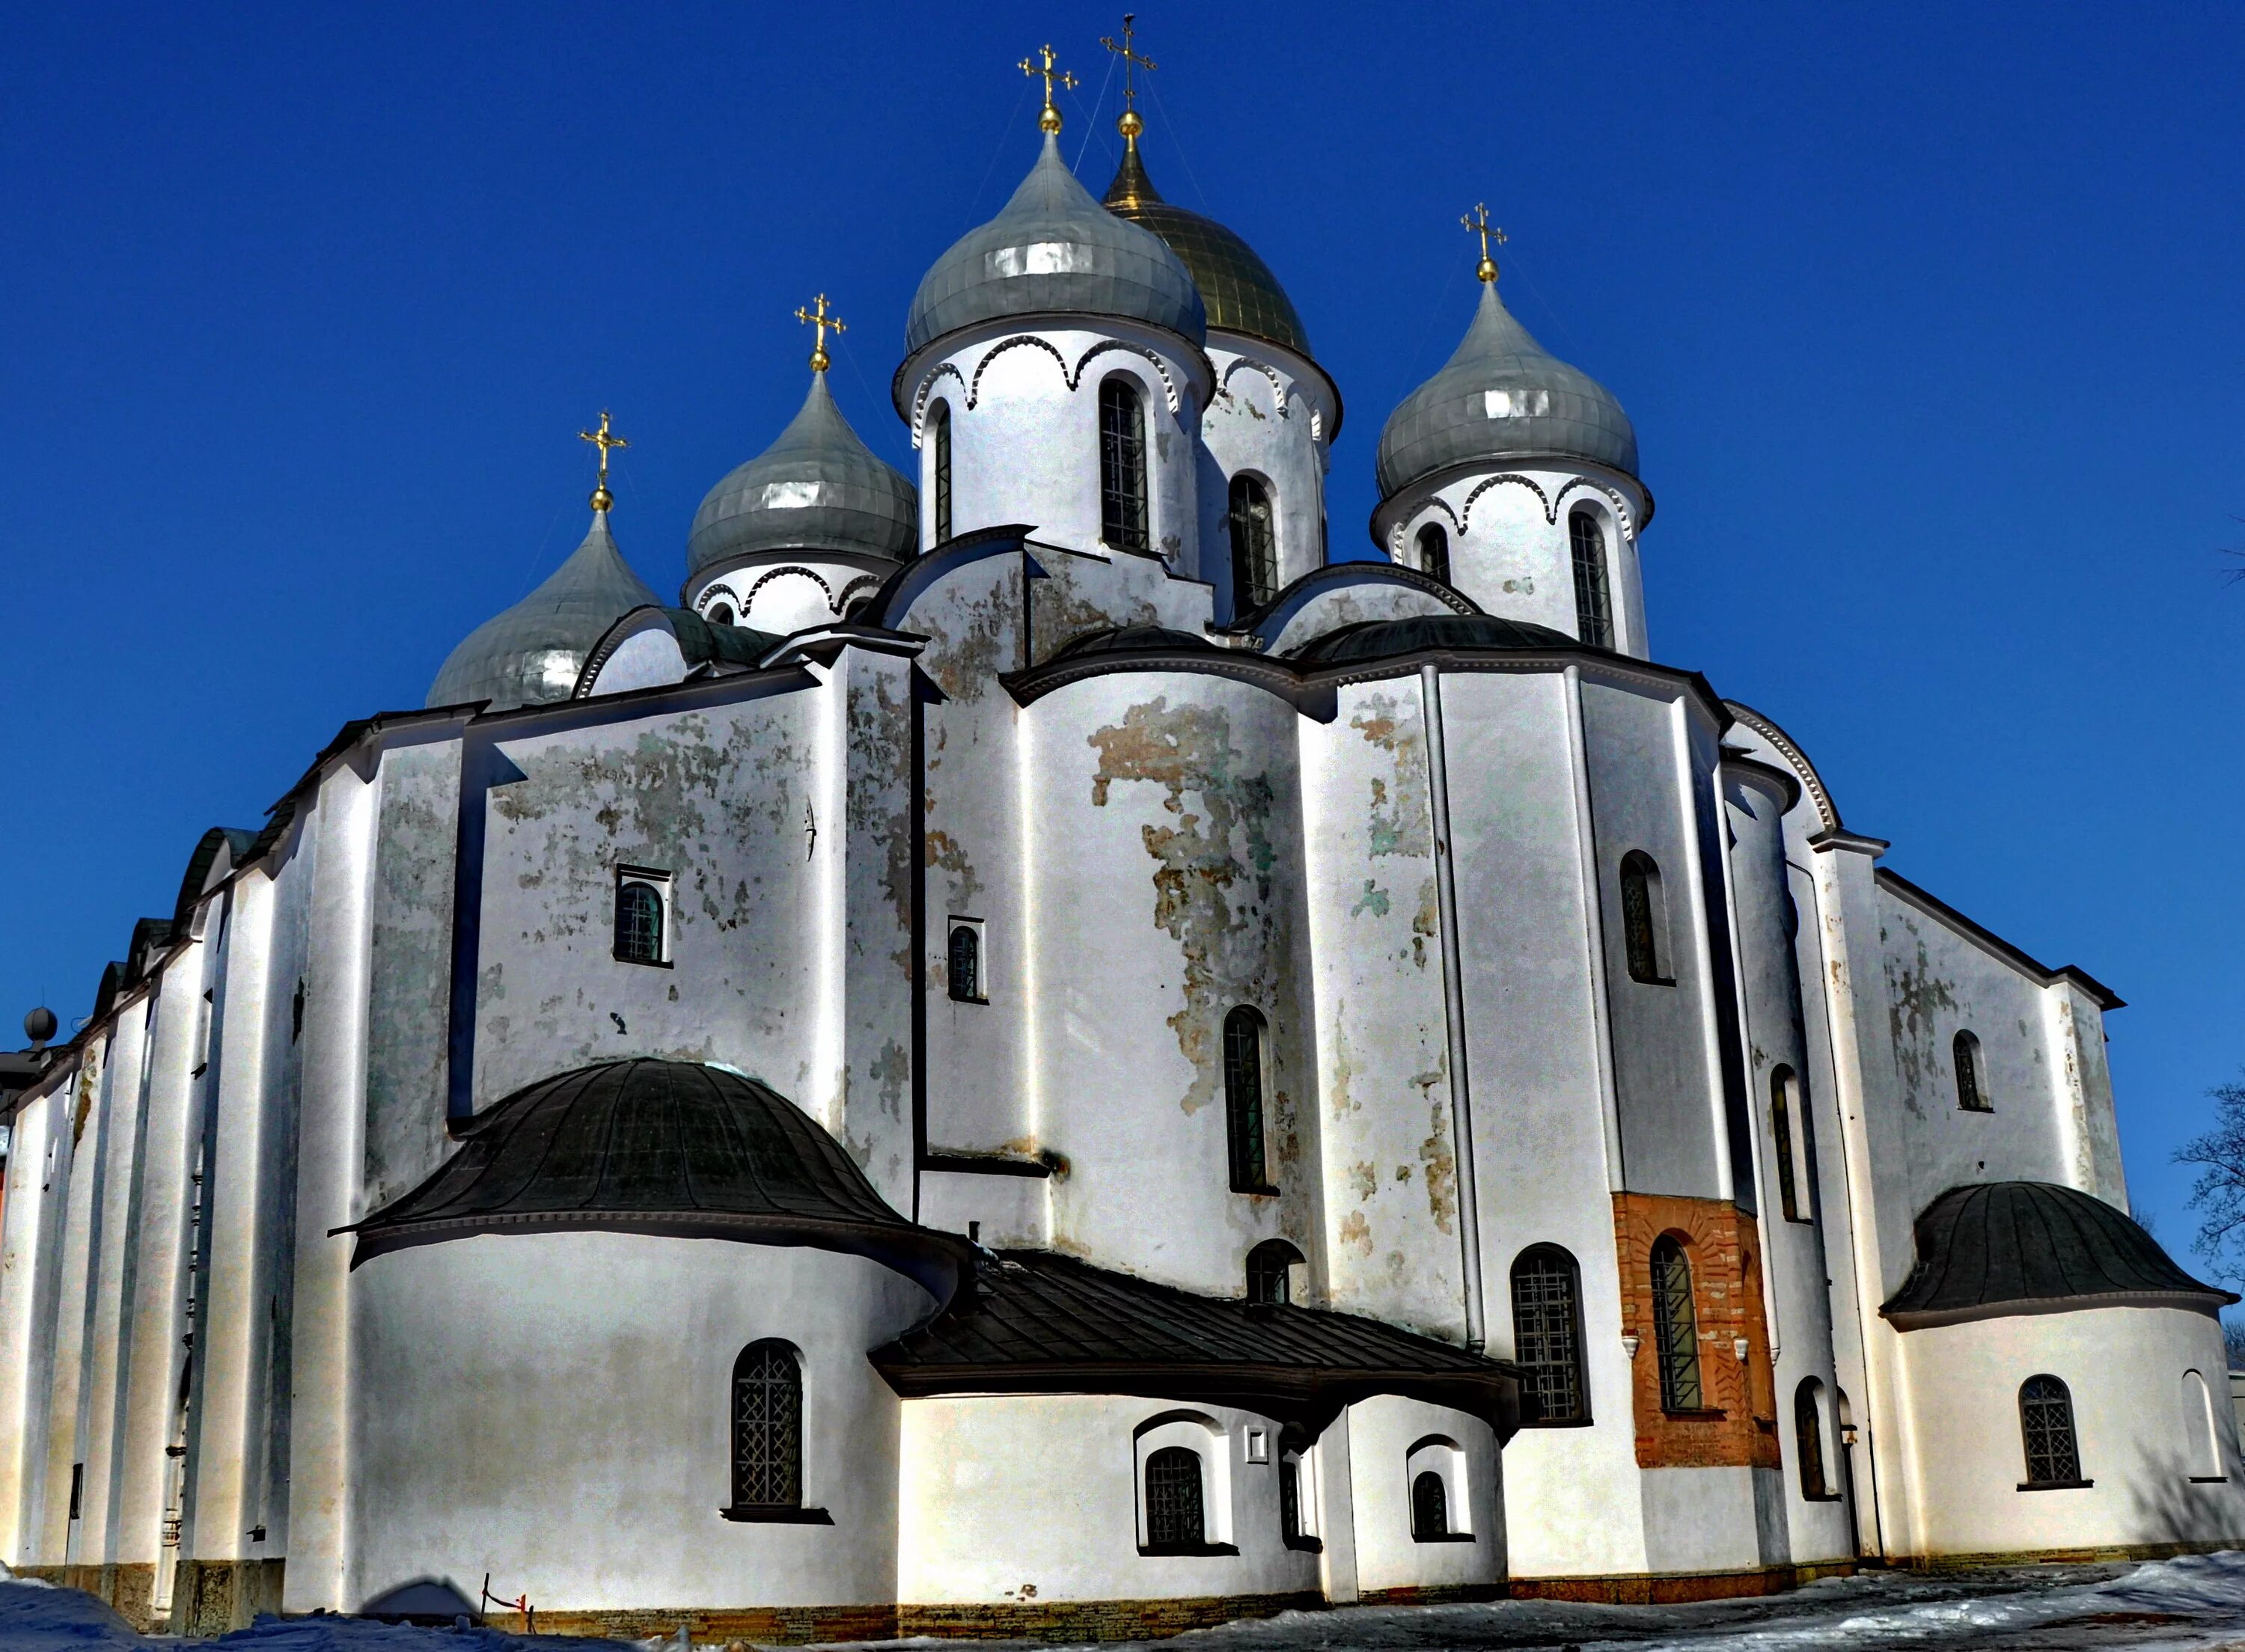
{"left": 1771, "top": 1066, "right": 1802, "bottom": 1221}
{"left": 1228, "top": 474, "right": 1277, "bottom": 610}
{"left": 731, "top": 1341, "right": 803, "bottom": 1508}
{"left": 1410, "top": 1470, "right": 1450, "bottom": 1540}
{"left": 930, "top": 401, "right": 953, "bottom": 544}
{"left": 2020, "top": 1374, "right": 2082, "bottom": 1485}
{"left": 1224, "top": 1007, "right": 1271, "bottom": 1192}
{"left": 1619, "top": 852, "right": 1666, "bottom": 983}
{"left": 1099, "top": 379, "right": 1149, "bottom": 553}
{"left": 1651, "top": 1236, "right": 1703, "bottom": 1412}
{"left": 1571, "top": 511, "right": 1612, "bottom": 648}
{"left": 1796, "top": 1379, "right": 1829, "bottom": 1498}
{"left": 1510, "top": 1247, "right": 1588, "bottom": 1423}
{"left": 614, "top": 879, "right": 665, "bottom": 966}
{"left": 1279, "top": 1454, "right": 1304, "bottom": 1541}
{"left": 1416, "top": 522, "right": 1450, "bottom": 584}
{"left": 1247, "top": 1239, "right": 1301, "bottom": 1306}
{"left": 1955, "top": 1030, "right": 1990, "bottom": 1112}
{"left": 1144, "top": 1446, "right": 1204, "bottom": 1547}
{"left": 947, "top": 925, "right": 981, "bottom": 1002}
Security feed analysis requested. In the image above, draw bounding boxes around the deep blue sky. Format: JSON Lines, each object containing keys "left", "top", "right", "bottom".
{"left": 6, "top": 4, "right": 2240, "bottom": 1246}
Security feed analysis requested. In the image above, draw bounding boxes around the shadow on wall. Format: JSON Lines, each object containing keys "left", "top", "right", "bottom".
{"left": 361, "top": 1576, "right": 480, "bottom": 1626}
{"left": 2122, "top": 1445, "right": 2245, "bottom": 1551}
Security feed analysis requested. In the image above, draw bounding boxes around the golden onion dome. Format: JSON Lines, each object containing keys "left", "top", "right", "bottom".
{"left": 1102, "top": 140, "right": 1311, "bottom": 360}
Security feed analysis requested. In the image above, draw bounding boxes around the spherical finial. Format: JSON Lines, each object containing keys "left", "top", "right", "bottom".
{"left": 1118, "top": 108, "right": 1143, "bottom": 142}
{"left": 1039, "top": 103, "right": 1063, "bottom": 135}
{"left": 24, "top": 1006, "right": 58, "bottom": 1049}
{"left": 1476, "top": 255, "right": 1500, "bottom": 284}
{"left": 590, "top": 483, "right": 614, "bottom": 513}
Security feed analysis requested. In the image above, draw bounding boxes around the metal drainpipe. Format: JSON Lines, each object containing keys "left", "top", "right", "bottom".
{"left": 1420, "top": 664, "right": 1487, "bottom": 1352}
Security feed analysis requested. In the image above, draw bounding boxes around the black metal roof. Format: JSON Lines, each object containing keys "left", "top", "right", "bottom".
{"left": 343, "top": 1059, "right": 969, "bottom": 1297}
{"left": 1881, "top": 1181, "right": 2235, "bottom": 1330}
{"left": 1051, "top": 624, "right": 1218, "bottom": 659}
{"left": 873, "top": 1248, "right": 1525, "bottom": 1437}
{"left": 1287, "top": 612, "right": 1577, "bottom": 664}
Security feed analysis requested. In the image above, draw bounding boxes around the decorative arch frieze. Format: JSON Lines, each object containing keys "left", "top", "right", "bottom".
{"left": 1554, "top": 477, "right": 1635, "bottom": 539}
{"left": 834, "top": 575, "right": 884, "bottom": 614}
{"left": 1219, "top": 356, "right": 1290, "bottom": 418}
{"left": 1458, "top": 472, "right": 1554, "bottom": 533}
{"left": 697, "top": 582, "right": 741, "bottom": 614}
{"left": 909, "top": 363, "right": 967, "bottom": 447}
{"left": 746, "top": 565, "right": 834, "bottom": 611}
{"left": 967, "top": 335, "right": 1071, "bottom": 410}
{"left": 1073, "top": 340, "right": 1182, "bottom": 413}
{"left": 1388, "top": 495, "right": 1462, "bottom": 558}
{"left": 1724, "top": 702, "right": 1842, "bottom": 832}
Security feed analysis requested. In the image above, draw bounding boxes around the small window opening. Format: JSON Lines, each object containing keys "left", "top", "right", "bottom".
{"left": 1247, "top": 1238, "right": 1302, "bottom": 1306}
{"left": 947, "top": 923, "right": 983, "bottom": 1003}
{"left": 1224, "top": 1006, "right": 1273, "bottom": 1193}
{"left": 1796, "top": 1378, "right": 1830, "bottom": 1499}
{"left": 930, "top": 400, "right": 953, "bottom": 545}
{"left": 1228, "top": 474, "right": 1278, "bottom": 611}
{"left": 1416, "top": 521, "right": 1450, "bottom": 584}
{"left": 1619, "top": 851, "right": 1671, "bottom": 984}
{"left": 1279, "top": 1453, "right": 1304, "bottom": 1541}
{"left": 1651, "top": 1235, "right": 1704, "bottom": 1413}
{"left": 1099, "top": 377, "right": 1149, "bottom": 554}
{"left": 1510, "top": 1246, "right": 1589, "bottom": 1425}
{"left": 731, "top": 1340, "right": 804, "bottom": 1510}
{"left": 1143, "top": 1446, "right": 1205, "bottom": 1548}
{"left": 1955, "top": 1030, "right": 1991, "bottom": 1112}
{"left": 1771, "top": 1065, "right": 1804, "bottom": 1221}
{"left": 1410, "top": 1470, "right": 1450, "bottom": 1540}
{"left": 1571, "top": 510, "right": 1613, "bottom": 648}
{"left": 614, "top": 871, "right": 670, "bottom": 967}
{"left": 2020, "top": 1374, "right": 2083, "bottom": 1487}
{"left": 706, "top": 602, "right": 736, "bottom": 627}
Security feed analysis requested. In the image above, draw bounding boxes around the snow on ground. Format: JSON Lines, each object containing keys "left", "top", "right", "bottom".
{"left": 7, "top": 1555, "right": 2245, "bottom": 1652}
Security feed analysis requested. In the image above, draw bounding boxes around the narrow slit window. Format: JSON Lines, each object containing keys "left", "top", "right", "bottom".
{"left": 1955, "top": 1030, "right": 1990, "bottom": 1112}
{"left": 1510, "top": 1246, "right": 1589, "bottom": 1424}
{"left": 1771, "top": 1065, "right": 1802, "bottom": 1221}
{"left": 1619, "top": 851, "right": 1670, "bottom": 984}
{"left": 1247, "top": 1238, "right": 1302, "bottom": 1306}
{"left": 1224, "top": 1007, "right": 1271, "bottom": 1193}
{"left": 2020, "top": 1374, "right": 2083, "bottom": 1486}
{"left": 1416, "top": 522, "right": 1450, "bottom": 584}
{"left": 1143, "top": 1446, "right": 1205, "bottom": 1548}
{"left": 1571, "top": 510, "right": 1613, "bottom": 648}
{"left": 930, "top": 400, "right": 953, "bottom": 544}
{"left": 1410, "top": 1470, "right": 1450, "bottom": 1540}
{"left": 1651, "top": 1236, "right": 1703, "bottom": 1412}
{"left": 947, "top": 924, "right": 982, "bottom": 1003}
{"left": 1099, "top": 377, "right": 1149, "bottom": 553}
{"left": 1279, "top": 1453, "right": 1304, "bottom": 1541}
{"left": 1228, "top": 474, "right": 1278, "bottom": 611}
{"left": 1796, "top": 1379, "right": 1830, "bottom": 1498}
{"left": 731, "top": 1340, "right": 803, "bottom": 1510}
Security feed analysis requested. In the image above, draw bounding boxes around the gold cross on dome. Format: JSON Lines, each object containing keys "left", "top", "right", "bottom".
{"left": 1018, "top": 43, "right": 1079, "bottom": 135}
{"left": 795, "top": 293, "right": 846, "bottom": 373}
{"left": 1461, "top": 203, "right": 1508, "bottom": 283}
{"left": 578, "top": 409, "right": 628, "bottom": 511}
{"left": 1101, "top": 15, "right": 1157, "bottom": 139}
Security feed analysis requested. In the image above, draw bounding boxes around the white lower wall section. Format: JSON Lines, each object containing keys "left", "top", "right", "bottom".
{"left": 1639, "top": 1467, "right": 1762, "bottom": 1574}
{"left": 1899, "top": 1306, "right": 2245, "bottom": 1556}
{"left": 898, "top": 1394, "right": 1321, "bottom": 1604}
{"left": 349, "top": 1231, "right": 934, "bottom": 1612}
{"left": 1343, "top": 1395, "right": 1503, "bottom": 1596}
{"left": 1500, "top": 1421, "right": 1650, "bottom": 1578}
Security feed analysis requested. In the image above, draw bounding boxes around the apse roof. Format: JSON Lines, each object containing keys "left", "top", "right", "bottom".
{"left": 1102, "top": 141, "right": 1310, "bottom": 359}
{"left": 1881, "top": 1181, "right": 2235, "bottom": 1330}
{"left": 688, "top": 373, "right": 918, "bottom": 575}
{"left": 1288, "top": 612, "right": 1577, "bottom": 664}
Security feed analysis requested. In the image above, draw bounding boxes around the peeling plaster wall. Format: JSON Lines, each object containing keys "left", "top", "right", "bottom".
{"left": 1262, "top": 583, "right": 1457, "bottom": 658}
{"left": 1027, "top": 672, "right": 1314, "bottom": 1297}
{"left": 1027, "top": 540, "right": 1210, "bottom": 665}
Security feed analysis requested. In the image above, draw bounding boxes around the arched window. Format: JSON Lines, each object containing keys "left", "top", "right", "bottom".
{"left": 730, "top": 1341, "right": 802, "bottom": 1509}
{"left": 1619, "top": 851, "right": 1670, "bottom": 984}
{"left": 1771, "top": 1065, "right": 1803, "bottom": 1222}
{"left": 1228, "top": 474, "right": 1278, "bottom": 611}
{"left": 1510, "top": 1246, "right": 1589, "bottom": 1425}
{"left": 1143, "top": 1446, "right": 1205, "bottom": 1547}
{"left": 1796, "top": 1378, "right": 1830, "bottom": 1499}
{"left": 1224, "top": 1007, "right": 1273, "bottom": 1193}
{"left": 2184, "top": 1371, "right": 2223, "bottom": 1480}
{"left": 2020, "top": 1374, "right": 2083, "bottom": 1486}
{"left": 1099, "top": 377, "right": 1149, "bottom": 553}
{"left": 1247, "top": 1238, "right": 1302, "bottom": 1306}
{"left": 1955, "top": 1030, "right": 1990, "bottom": 1112}
{"left": 947, "top": 924, "right": 981, "bottom": 1003}
{"left": 1415, "top": 522, "right": 1450, "bottom": 584}
{"left": 929, "top": 400, "right": 953, "bottom": 544}
{"left": 707, "top": 602, "right": 736, "bottom": 627}
{"left": 614, "top": 876, "right": 665, "bottom": 967}
{"left": 1278, "top": 1450, "right": 1306, "bottom": 1543}
{"left": 1410, "top": 1470, "right": 1450, "bottom": 1540}
{"left": 1650, "top": 1236, "right": 1702, "bottom": 1412}
{"left": 1570, "top": 511, "right": 1613, "bottom": 649}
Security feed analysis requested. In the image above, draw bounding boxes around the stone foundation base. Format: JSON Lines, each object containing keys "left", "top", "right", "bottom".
{"left": 1358, "top": 1583, "right": 1506, "bottom": 1605}
{"left": 13, "top": 1563, "right": 157, "bottom": 1630}
{"left": 169, "top": 1558, "right": 287, "bottom": 1636}
{"left": 489, "top": 1603, "right": 901, "bottom": 1642}
{"left": 1892, "top": 1538, "right": 2241, "bottom": 1569}
{"left": 899, "top": 1591, "right": 1327, "bottom": 1642}
{"left": 1509, "top": 1559, "right": 1854, "bottom": 1606}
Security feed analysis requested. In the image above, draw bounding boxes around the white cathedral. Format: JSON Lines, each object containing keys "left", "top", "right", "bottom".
{"left": 4, "top": 51, "right": 2241, "bottom": 1642}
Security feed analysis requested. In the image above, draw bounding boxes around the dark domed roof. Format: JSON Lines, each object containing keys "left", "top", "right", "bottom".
{"left": 1289, "top": 612, "right": 1577, "bottom": 664}
{"left": 1881, "top": 1181, "right": 2235, "bottom": 1330}
{"left": 906, "top": 135, "right": 1205, "bottom": 355}
{"left": 689, "top": 373, "right": 917, "bottom": 575}
{"left": 1103, "top": 142, "right": 1309, "bottom": 359}
{"left": 345, "top": 1058, "right": 968, "bottom": 1296}
{"left": 1051, "top": 624, "right": 1216, "bottom": 659}
{"left": 1376, "top": 281, "right": 1637, "bottom": 499}
{"left": 429, "top": 512, "right": 661, "bottom": 712}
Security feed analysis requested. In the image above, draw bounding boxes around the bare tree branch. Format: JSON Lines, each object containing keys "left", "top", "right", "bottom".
{"left": 2175, "top": 1074, "right": 2245, "bottom": 1284}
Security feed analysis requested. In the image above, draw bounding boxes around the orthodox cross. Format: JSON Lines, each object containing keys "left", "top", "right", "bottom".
{"left": 795, "top": 293, "right": 846, "bottom": 373}
{"left": 578, "top": 410, "right": 628, "bottom": 511}
{"left": 1019, "top": 43, "right": 1078, "bottom": 135}
{"left": 1461, "top": 203, "right": 1508, "bottom": 283}
{"left": 1101, "top": 16, "right": 1156, "bottom": 139}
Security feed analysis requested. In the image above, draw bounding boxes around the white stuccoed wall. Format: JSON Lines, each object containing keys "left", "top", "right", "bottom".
{"left": 1198, "top": 337, "right": 1336, "bottom": 614}
{"left": 1343, "top": 1395, "right": 1503, "bottom": 1594}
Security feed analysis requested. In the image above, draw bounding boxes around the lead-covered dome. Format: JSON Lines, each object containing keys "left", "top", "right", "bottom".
{"left": 1376, "top": 281, "right": 1637, "bottom": 499}
{"left": 428, "top": 511, "right": 660, "bottom": 712}
{"left": 906, "top": 134, "right": 1206, "bottom": 355}
{"left": 689, "top": 373, "right": 917, "bottom": 575}
{"left": 1102, "top": 141, "right": 1308, "bottom": 359}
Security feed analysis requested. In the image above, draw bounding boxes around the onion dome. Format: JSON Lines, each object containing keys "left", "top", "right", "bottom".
{"left": 1103, "top": 138, "right": 1309, "bottom": 358}
{"left": 428, "top": 508, "right": 660, "bottom": 712}
{"left": 689, "top": 371, "right": 917, "bottom": 575}
{"left": 905, "top": 133, "right": 1205, "bottom": 355}
{"left": 1376, "top": 279, "right": 1637, "bottom": 500}
{"left": 1289, "top": 613, "right": 1575, "bottom": 664}
{"left": 1881, "top": 1181, "right": 2238, "bottom": 1330}
{"left": 342, "top": 1058, "right": 970, "bottom": 1297}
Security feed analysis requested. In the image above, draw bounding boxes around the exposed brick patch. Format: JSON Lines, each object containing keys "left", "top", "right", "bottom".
{"left": 492, "top": 1603, "right": 899, "bottom": 1642}
{"left": 899, "top": 1591, "right": 1326, "bottom": 1642}
{"left": 1357, "top": 1583, "right": 1505, "bottom": 1606}
{"left": 1511, "top": 1561, "right": 1853, "bottom": 1606}
{"left": 1610, "top": 1192, "right": 1781, "bottom": 1471}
